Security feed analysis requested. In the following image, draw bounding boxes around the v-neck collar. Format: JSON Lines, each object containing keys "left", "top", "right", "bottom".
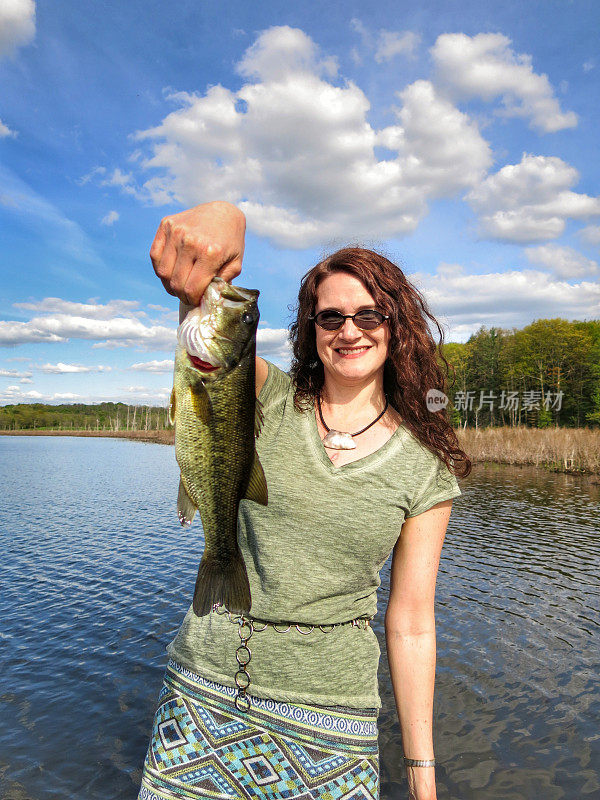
{"left": 305, "top": 401, "right": 411, "bottom": 474}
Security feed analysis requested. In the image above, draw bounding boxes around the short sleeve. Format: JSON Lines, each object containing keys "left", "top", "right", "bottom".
{"left": 258, "top": 360, "right": 292, "bottom": 409}
{"left": 407, "top": 454, "right": 462, "bottom": 517}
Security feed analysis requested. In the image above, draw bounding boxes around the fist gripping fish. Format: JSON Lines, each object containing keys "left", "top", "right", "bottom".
{"left": 169, "top": 278, "right": 267, "bottom": 617}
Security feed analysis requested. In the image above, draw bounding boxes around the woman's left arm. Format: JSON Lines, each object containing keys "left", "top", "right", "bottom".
{"left": 384, "top": 499, "right": 454, "bottom": 800}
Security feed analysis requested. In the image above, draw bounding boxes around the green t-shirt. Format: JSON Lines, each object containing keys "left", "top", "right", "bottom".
{"left": 167, "top": 360, "right": 462, "bottom": 708}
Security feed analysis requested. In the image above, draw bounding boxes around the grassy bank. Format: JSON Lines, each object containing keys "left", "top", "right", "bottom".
{"left": 2, "top": 426, "right": 599, "bottom": 474}
{"left": 457, "top": 426, "right": 600, "bottom": 474}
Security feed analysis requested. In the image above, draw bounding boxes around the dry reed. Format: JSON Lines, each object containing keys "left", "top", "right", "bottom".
{"left": 457, "top": 426, "right": 600, "bottom": 474}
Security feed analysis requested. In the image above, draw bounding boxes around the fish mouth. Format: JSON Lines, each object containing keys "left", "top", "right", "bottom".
{"left": 187, "top": 353, "right": 219, "bottom": 372}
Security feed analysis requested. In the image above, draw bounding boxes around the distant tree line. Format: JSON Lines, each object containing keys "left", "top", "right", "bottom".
{"left": 442, "top": 318, "right": 600, "bottom": 428}
{"left": 0, "top": 402, "right": 171, "bottom": 431}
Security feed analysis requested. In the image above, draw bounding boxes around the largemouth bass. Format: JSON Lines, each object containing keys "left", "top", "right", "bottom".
{"left": 169, "top": 277, "right": 267, "bottom": 617}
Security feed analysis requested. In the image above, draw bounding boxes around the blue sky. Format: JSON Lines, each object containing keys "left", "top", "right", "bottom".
{"left": 1, "top": 0, "right": 599, "bottom": 405}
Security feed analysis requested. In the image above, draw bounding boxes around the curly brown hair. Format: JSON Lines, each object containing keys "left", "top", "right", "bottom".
{"left": 288, "top": 247, "right": 471, "bottom": 478}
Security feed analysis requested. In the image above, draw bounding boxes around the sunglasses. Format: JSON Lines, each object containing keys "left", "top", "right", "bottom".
{"left": 309, "top": 309, "right": 389, "bottom": 331}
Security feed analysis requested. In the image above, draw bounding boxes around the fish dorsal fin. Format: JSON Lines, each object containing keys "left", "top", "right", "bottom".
{"left": 255, "top": 398, "right": 264, "bottom": 438}
{"left": 177, "top": 478, "right": 197, "bottom": 526}
{"left": 244, "top": 450, "right": 268, "bottom": 506}
{"left": 169, "top": 388, "right": 176, "bottom": 426}
{"left": 190, "top": 381, "right": 211, "bottom": 424}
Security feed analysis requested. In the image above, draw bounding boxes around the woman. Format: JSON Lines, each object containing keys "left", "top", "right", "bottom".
{"left": 139, "top": 201, "right": 471, "bottom": 800}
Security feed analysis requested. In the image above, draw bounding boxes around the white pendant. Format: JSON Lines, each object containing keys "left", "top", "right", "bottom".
{"left": 322, "top": 430, "right": 357, "bottom": 450}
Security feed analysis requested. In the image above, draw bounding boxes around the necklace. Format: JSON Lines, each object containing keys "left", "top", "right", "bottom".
{"left": 316, "top": 394, "right": 389, "bottom": 450}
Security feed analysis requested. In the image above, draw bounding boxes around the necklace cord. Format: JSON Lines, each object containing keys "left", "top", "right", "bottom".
{"left": 317, "top": 394, "right": 389, "bottom": 437}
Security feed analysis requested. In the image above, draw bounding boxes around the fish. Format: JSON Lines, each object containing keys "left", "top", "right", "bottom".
{"left": 169, "top": 277, "right": 268, "bottom": 617}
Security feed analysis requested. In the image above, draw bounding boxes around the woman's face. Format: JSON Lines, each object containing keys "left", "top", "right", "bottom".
{"left": 313, "top": 271, "right": 390, "bottom": 388}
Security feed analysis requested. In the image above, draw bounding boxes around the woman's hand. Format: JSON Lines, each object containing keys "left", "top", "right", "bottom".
{"left": 407, "top": 765, "right": 437, "bottom": 800}
{"left": 149, "top": 201, "right": 246, "bottom": 306}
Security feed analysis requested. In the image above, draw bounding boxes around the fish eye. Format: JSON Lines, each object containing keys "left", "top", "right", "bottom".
{"left": 241, "top": 312, "right": 255, "bottom": 324}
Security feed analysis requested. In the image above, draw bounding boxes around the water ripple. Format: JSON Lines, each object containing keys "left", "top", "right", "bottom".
{"left": 1, "top": 439, "right": 598, "bottom": 799}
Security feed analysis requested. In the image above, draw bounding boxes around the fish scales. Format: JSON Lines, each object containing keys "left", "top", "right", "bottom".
{"left": 171, "top": 278, "right": 267, "bottom": 617}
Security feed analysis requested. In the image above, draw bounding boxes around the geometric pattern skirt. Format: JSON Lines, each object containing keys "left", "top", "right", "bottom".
{"left": 138, "top": 659, "right": 380, "bottom": 800}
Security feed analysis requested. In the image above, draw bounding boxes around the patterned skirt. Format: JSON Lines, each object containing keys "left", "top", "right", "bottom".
{"left": 138, "top": 658, "right": 380, "bottom": 800}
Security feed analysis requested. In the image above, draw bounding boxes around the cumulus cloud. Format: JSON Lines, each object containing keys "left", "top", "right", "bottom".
{"left": 579, "top": 225, "right": 600, "bottom": 246}
{"left": 467, "top": 153, "right": 600, "bottom": 243}
{"left": 525, "top": 245, "right": 598, "bottom": 279}
{"left": 15, "top": 297, "right": 145, "bottom": 319}
{"left": 0, "top": 0, "right": 35, "bottom": 59}
{"left": 0, "top": 119, "right": 16, "bottom": 137}
{"left": 39, "top": 362, "right": 112, "bottom": 374}
{"left": 129, "top": 359, "right": 174, "bottom": 373}
{"left": 256, "top": 328, "right": 291, "bottom": 362}
{"left": 411, "top": 263, "right": 600, "bottom": 341}
{"left": 129, "top": 26, "right": 491, "bottom": 248}
{"left": 0, "top": 314, "right": 176, "bottom": 349}
{"left": 101, "top": 210, "right": 119, "bottom": 226}
{"left": 1, "top": 297, "right": 176, "bottom": 349}
{"left": 431, "top": 32, "right": 577, "bottom": 133}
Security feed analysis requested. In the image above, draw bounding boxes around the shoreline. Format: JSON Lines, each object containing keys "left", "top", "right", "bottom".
{"left": 0, "top": 429, "right": 175, "bottom": 445}
{"left": 1, "top": 426, "right": 599, "bottom": 475}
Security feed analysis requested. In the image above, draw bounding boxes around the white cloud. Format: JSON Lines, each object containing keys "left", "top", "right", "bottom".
{"left": 39, "top": 362, "right": 112, "bottom": 374}
{"left": 129, "top": 359, "right": 174, "bottom": 373}
{"left": 431, "top": 33, "right": 577, "bottom": 133}
{"left": 0, "top": 367, "right": 32, "bottom": 378}
{"left": 15, "top": 297, "right": 145, "bottom": 319}
{"left": 256, "top": 328, "right": 291, "bottom": 361}
{"left": 467, "top": 153, "right": 600, "bottom": 243}
{"left": 583, "top": 59, "right": 595, "bottom": 73}
{"left": 131, "top": 27, "right": 491, "bottom": 249}
{"left": 101, "top": 168, "right": 137, "bottom": 195}
{"left": 0, "top": 118, "right": 16, "bottom": 137}
{"left": 579, "top": 225, "right": 600, "bottom": 246}
{"left": 1, "top": 297, "right": 176, "bottom": 349}
{"left": 0, "top": 315, "right": 176, "bottom": 349}
{"left": 0, "top": 384, "right": 171, "bottom": 405}
{"left": 375, "top": 31, "right": 420, "bottom": 63}
{"left": 525, "top": 245, "right": 598, "bottom": 279}
{"left": 101, "top": 210, "right": 119, "bottom": 226}
{"left": 0, "top": 0, "right": 35, "bottom": 59}
{"left": 0, "top": 385, "right": 44, "bottom": 402}
{"left": 411, "top": 263, "right": 600, "bottom": 342}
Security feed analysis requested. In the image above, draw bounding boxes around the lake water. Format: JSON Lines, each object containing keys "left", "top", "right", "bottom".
{"left": 1, "top": 436, "right": 598, "bottom": 799}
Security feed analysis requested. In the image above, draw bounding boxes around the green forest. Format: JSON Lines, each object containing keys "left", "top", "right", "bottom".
{"left": 0, "top": 401, "right": 170, "bottom": 432}
{"left": 443, "top": 317, "right": 600, "bottom": 427}
{"left": 1, "top": 317, "right": 599, "bottom": 430}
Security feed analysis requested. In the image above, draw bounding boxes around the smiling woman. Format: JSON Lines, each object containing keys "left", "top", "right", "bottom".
{"left": 140, "top": 201, "right": 471, "bottom": 800}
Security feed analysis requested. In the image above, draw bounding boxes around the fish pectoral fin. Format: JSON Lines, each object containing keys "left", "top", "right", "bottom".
{"left": 244, "top": 450, "right": 268, "bottom": 505}
{"left": 254, "top": 398, "right": 264, "bottom": 438}
{"left": 168, "top": 388, "right": 176, "bottom": 426}
{"left": 190, "top": 382, "right": 211, "bottom": 424}
{"left": 177, "top": 478, "right": 197, "bottom": 526}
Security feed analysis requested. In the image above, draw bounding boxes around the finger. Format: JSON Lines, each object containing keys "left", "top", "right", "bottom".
{"left": 152, "top": 232, "right": 178, "bottom": 286}
{"left": 183, "top": 262, "right": 219, "bottom": 306}
{"left": 149, "top": 222, "right": 167, "bottom": 270}
{"left": 169, "top": 250, "right": 196, "bottom": 305}
{"left": 217, "top": 257, "right": 244, "bottom": 285}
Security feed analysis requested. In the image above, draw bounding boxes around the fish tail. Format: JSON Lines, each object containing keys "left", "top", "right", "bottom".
{"left": 192, "top": 552, "right": 251, "bottom": 617}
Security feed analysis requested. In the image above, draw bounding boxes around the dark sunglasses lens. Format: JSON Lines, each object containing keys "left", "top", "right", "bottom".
{"left": 316, "top": 311, "right": 345, "bottom": 330}
{"left": 354, "top": 311, "right": 385, "bottom": 329}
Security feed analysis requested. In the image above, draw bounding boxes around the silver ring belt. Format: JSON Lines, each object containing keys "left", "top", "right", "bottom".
{"left": 211, "top": 602, "right": 373, "bottom": 712}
